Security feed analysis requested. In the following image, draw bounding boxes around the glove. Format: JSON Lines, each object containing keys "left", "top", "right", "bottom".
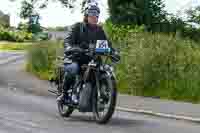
{"left": 111, "top": 54, "right": 120, "bottom": 63}
{"left": 64, "top": 47, "right": 82, "bottom": 55}
{"left": 111, "top": 48, "right": 120, "bottom": 63}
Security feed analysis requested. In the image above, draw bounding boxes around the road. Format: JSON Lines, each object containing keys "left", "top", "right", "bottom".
{"left": 0, "top": 51, "right": 200, "bottom": 133}
{"left": 0, "top": 51, "right": 25, "bottom": 65}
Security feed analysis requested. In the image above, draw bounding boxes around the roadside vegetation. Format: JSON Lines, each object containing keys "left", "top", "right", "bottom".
{"left": 26, "top": 41, "right": 63, "bottom": 80}
{"left": 0, "top": 42, "right": 34, "bottom": 51}
{"left": 6, "top": 0, "right": 200, "bottom": 103}
{"left": 25, "top": 23, "right": 200, "bottom": 103}
{"left": 0, "top": 26, "right": 33, "bottom": 42}
{"left": 104, "top": 21, "right": 200, "bottom": 103}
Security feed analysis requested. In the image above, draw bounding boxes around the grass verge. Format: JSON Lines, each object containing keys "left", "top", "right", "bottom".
{"left": 0, "top": 41, "right": 34, "bottom": 51}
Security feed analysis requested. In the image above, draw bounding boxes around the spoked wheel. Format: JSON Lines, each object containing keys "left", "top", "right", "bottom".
{"left": 57, "top": 99, "right": 74, "bottom": 117}
{"left": 93, "top": 75, "right": 117, "bottom": 124}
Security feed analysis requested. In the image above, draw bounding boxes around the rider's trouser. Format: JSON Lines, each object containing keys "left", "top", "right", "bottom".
{"left": 62, "top": 62, "right": 79, "bottom": 94}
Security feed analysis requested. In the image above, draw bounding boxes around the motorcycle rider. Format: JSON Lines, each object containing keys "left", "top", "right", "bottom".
{"left": 57, "top": 2, "right": 115, "bottom": 103}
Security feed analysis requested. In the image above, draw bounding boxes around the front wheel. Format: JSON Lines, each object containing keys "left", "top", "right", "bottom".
{"left": 93, "top": 74, "right": 117, "bottom": 124}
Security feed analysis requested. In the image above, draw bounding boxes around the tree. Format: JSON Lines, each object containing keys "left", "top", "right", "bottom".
{"left": 19, "top": 0, "right": 50, "bottom": 19}
{"left": 186, "top": 5, "right": 200, "bottom": 25}
{"left": 148, "top": 0, "right": 167, "bottom": 23}
{"left": 108, "top": 0, "right": 167, "bottom": 25}
{"left": 20, "top": 0, "right": 34, "bottom": 19}
{"left": 10, "top": 0, "right": 89, "bottom": 9}
{"left": 19, "top": 0, "right": 47, "bottom": 33}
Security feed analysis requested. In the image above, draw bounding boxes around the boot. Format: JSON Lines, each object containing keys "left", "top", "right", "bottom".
{"left": 56, "top": 93, "right": 65, "bottom": 103}
{"left": 56, "top": 72, "right": 74, "bottom": 103}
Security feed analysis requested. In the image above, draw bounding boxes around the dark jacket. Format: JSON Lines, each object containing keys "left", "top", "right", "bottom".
{"left": 64, "top": 22, "right": 112, "bottom": 50}
{"left": 63, "top": 22, "right": 113, "bottom": 64}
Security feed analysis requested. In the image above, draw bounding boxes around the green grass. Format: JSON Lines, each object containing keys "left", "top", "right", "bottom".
{"left": 102, "top": 22, "right": 200, "bottom": 103}
{"left": 26, "top": 41, "right": 63, "bottom": 80}
{"left": 26, "top": 62, "right": 52, "bottom": 80}
{"left": 114, "top": 33, "right": 200, "bottom": 104}
{"left": 0, "top": 41, "right": 34, "bottom": 51}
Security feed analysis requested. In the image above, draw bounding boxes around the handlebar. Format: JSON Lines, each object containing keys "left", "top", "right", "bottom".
{"left": 65, "top": 47, "right": 110, "bottom": 55}
{"left": 64, "top": 47, "right": 120, "bottom": 63}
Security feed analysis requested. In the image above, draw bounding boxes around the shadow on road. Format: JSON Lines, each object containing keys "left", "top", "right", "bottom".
{"left": 63, "top": 114, "right": 147, "bottom": 128}
{"left": 108, "top": 117, "right": 146, "bottom": 127}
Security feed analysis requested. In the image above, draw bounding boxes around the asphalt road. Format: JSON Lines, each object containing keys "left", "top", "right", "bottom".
{"left": 0, "top": 51, "right": 200, "bottom": 133}
{"left": 0, "top": 51, "right": 24, "bottom": 59}
{"left": 0, "top": 51, "right": 25, "bottom": 65}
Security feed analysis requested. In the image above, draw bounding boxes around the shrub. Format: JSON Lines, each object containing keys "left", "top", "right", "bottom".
{"left": 0, "top": 26, "right": 33, "bottom": 42}
{"left": 26, "top": 41, "right": 63, "bottom": 80}
{"left": 104, "top": 22, "right": 200, "bottom": 103}
{"left": 103, "top": 20, "right": 145, "bottom": 44}
{"left": 180, "top": 26, "right": 200, "bottom": 43}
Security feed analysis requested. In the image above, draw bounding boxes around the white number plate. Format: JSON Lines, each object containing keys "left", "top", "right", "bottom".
{"left": 96, "top": 40, "right": 109, "bottom": 49}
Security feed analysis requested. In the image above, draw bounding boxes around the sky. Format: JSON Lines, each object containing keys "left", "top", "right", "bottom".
{"left": 0, "top": 0, "right": 200, "bottom": 27}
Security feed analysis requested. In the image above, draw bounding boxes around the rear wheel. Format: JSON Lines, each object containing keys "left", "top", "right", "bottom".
{"left": 93, "top": 74, "right": 117, "bottom": 124}
{"left": 57, "top": 98, "right": 74, "bottom": 117}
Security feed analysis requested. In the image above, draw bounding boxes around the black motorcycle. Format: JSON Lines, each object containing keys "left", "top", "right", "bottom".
{"left": 49, "top": 40, "right": 120, "bottom": 124}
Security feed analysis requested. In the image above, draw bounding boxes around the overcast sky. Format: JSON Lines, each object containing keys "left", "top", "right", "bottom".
{"left": 0, "top": 0, "right": 199, "bottom": 27}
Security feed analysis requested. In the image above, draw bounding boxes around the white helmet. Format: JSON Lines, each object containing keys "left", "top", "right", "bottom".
{"left": 84, "top": 1, "right": 100, "bottom": 18}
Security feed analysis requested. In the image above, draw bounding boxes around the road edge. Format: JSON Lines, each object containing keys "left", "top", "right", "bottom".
{"left": 116, "top": 107, "right": 200, "bottom": 123}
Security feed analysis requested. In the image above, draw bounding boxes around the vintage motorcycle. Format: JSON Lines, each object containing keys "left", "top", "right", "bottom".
{"left": 49, "top": 40, "right": 120, "bottom": 124}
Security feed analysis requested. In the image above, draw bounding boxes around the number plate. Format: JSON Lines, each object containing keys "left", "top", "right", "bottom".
{"left": 95, "top": 40, "right": 110, "bottom": 53}
{"left": 96, "top": 40, "right": 109, "bottom": 49}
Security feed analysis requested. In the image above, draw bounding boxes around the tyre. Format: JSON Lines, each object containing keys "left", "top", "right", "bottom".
{"left": 57, "top": 99, "right": 74, "bottom": 117}
{"left": 93, "top": 74, "right": 117, "bottom": 124}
